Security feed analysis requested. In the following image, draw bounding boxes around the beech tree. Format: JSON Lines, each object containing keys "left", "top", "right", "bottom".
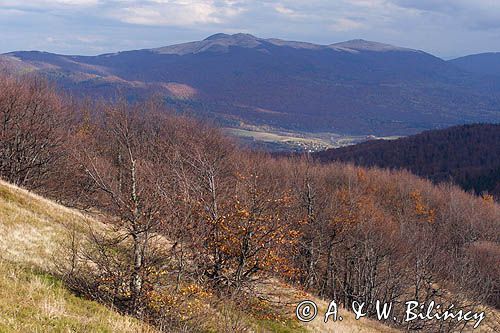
{"left": 227, "top": 154, "right": 298, "bottom": 290}
{"left": 70, "top": 100, "right": 175, "bottom": 315}
{"left": 0, "top": 74, "right": 67, "bottom": 189}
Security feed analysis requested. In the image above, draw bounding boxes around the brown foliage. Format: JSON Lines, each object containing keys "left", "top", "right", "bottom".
{"left": 0, "top": 73, "right": 68, "bottom": 190}
{"left": 2, "top": 74, "right": 499, "bottom": 332}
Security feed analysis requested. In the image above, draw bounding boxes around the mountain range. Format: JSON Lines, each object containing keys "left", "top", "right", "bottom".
{"left": 2, "top": 33, "right": 500, "bottom": 136}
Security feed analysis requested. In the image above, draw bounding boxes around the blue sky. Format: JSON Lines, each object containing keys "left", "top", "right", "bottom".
{"left": 1, "top": 0, "right": 500, "bottom": 58}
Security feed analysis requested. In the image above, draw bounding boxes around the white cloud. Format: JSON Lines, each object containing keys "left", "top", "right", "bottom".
{"left": 0, "top": 8, "right": 24, "bottom": 14}
{"left": 274, "top": 4, "right": 299, "bottom": 17}
{"left": 329, "top": 17, "right": 364, "bottom": 32}
{"left": 112, "top": 1, "right": 244, "bottom": 26}
{"left": 0, "top": 0, "right": 99, "bottom": 7}
{"left": 390, "top": 0, "right": 500, "bottom": 30}
{"left": 274, "top": 4, "right": 293, "bottom": 16}
{"left": 76, "top": 35, "right": 104, "bottom": 43}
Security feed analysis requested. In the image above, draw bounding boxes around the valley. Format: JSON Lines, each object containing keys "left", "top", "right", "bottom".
{"left": 2, "top": 33, "right": 500, "bottom": 137}
{"left": 224, "top": 126, "right": 399, "bottom": 152}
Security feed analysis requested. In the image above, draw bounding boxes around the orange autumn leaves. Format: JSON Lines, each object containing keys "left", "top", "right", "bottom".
{"left": 411, "top": 190, "right": 436, "bottom": 223}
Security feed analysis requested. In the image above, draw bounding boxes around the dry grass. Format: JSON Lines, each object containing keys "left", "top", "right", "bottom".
{"left": 0, "top": 260, "right": 155, "bottom": 333}
{"left": 253, "top": 278, "right": 400, "bottom": 333}
{"left": 0, "top": 180, "right": 155, "bottom": 332}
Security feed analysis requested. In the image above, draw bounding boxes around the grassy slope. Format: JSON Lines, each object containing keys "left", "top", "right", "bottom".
{"left": 0, "top": 179, "right": 401, "bottom": 332}
{"left": 0, "top": 262, "right": 154, "bottom": 333}
{"left": 0, "top": 180, "right": 155, "bottom": 332}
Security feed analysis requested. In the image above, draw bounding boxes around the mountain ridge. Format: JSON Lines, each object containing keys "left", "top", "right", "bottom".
{"left": 450, "top": 52, "right": 500, "bottom": 77}
{"left": 152, "top": 33, "right": 419, "bottom": 55}
{"left": 2, "top": 33, "right": 420, "bottom": 57}
{"left": 2, "top": 33, "right": 500, "bottom": 136}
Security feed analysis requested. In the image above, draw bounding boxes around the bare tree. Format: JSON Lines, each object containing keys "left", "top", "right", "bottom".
{"left": 70, "top": 100, "right": 175, "bottom": 315}
{"left": 0, "top": 73, "right": 67, "bottom": 189}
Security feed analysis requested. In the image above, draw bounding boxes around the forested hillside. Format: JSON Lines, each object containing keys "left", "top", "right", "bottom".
{"left": 3, "top": 33, "right": 500, "bottom": 136}
{"left": 1, "top": 73, "right": 499, "bottom": 332}
{"left": 315, "top": 124, "right": 500, "bottom": 198}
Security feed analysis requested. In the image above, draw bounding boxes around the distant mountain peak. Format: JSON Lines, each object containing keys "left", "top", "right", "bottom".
{"left": 204, "top": 33, "right": 231, "bottom": 41}
{"left": 331, "top": 39, "right": 417, "bottom": 52}
{"left": 154, "top": 33, "right": 262, "bottom": 55}
{"left": 204, "top": 33, "right": 258, "bottom": 41}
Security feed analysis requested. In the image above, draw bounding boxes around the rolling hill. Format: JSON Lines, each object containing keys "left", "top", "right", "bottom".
{"left": 2, "top": 33, "right": 500, "bottom": 136}
{"left": 314, "top": 124, "right": 500, "bottom": 198}
{"left": 450, "top": 53, "right": 500, "bottom": 77}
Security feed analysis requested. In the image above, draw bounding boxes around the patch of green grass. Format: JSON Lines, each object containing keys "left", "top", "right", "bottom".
{"left": 254, "top": 318, "right": 308, "bottom": 333}
{"left": 0, "top": 260, "right": 154, "bottom": 333}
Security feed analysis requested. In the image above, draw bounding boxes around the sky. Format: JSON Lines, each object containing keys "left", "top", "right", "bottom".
{"left": 1, "top": 1, "right": 500, "bottom": 58}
